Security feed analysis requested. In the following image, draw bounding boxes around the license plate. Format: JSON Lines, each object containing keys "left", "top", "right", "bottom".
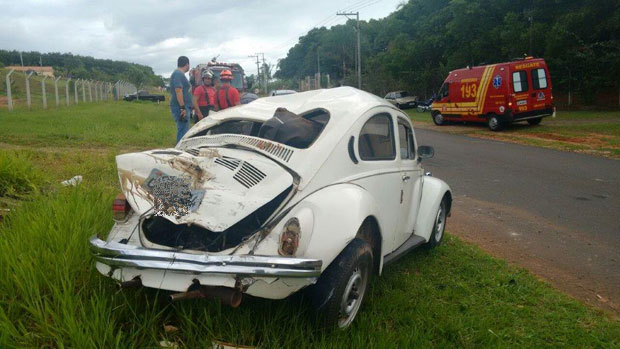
{"left": 142, "top": 168, "right": 205, "bottom": 217}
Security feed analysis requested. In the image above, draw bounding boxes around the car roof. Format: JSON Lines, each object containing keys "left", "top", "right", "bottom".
{"left": 212, "top": 87, "right": 393, "bottom": 123}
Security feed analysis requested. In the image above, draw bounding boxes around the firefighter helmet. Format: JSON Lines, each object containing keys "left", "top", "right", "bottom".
{"left": 202, "top": 69, "right": 213, "bottom": 79}
{"left": 220, "top": 69, "right": 233, "bottom": 81}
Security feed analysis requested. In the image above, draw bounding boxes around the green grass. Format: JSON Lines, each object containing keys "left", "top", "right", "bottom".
{"left": 406, "top": 109, "right": 620, "bottom": 158}
{"left": 0, "top": 101, "right": 175, "bottom": 149}
{"left": 0, "top": 102, "right": 619, "bottom": 347}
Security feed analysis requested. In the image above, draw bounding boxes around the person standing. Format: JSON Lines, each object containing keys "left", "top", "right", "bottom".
{"left": 215, "top": 69, "right": 240, "bottom": 110}
{"left": 169, "top": 56, "right": 192, "bottom": 143}
{"left": 192, "top": 69, "right": 216, "bottom": 121}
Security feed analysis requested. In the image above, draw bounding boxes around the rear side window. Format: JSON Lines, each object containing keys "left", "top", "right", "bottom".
{"left": 359, "top": 113, "right": 396, "bottom": 161}
{"left": 531, "top": 68, "right": 548, "bottom": 89}
{"left": 512, "top": 71, "right": 529, "bottom": 93}
{"left": 397, "top": 120, "right": 416, "bottom": 160}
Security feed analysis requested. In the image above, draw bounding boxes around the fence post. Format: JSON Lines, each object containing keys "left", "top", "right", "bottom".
{"left": 65, "top": 78, "right": 71, "bottom": 107}
{"left": 88, "top": 80, "right": 93, "bottom": 102}
{"left": 54, "top": 76, "right": 61, "bottom": 107}
{"left": 5, "top": 69, "right": 14, "bottom": 111}
{"left": 74, "top": 79, "right": 79, "bottom": 104}
{"left": 25, "top": 71, "right": 34, "bottom": 110}
{"left": 82, "top": 79, "right": 86, "bottom": 102}
{"left": 42, "top": 76, "right": 48, "bottom": 109}
{"left": 95, "top": 81, "right": 100, "bottom": 101}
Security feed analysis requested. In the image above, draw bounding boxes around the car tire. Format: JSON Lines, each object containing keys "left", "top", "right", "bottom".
{"left": 527, "top": 117, "right": 542, "bottom": 125}
{"left": 307, "top": 238, "right": 373, "bottom": 330}
{"left": 487, "top": 114, "right": 505, "bottom": 131}
{"left": 432, "top": 111, "right": 446, "bottom": 126}
{"left": 424, "top": 197, "right": 447, "bottom": 250}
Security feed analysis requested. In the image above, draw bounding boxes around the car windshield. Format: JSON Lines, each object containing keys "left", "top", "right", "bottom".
{"left": 191, "top": 108, "right": 330, "bottom": 149}
{"left": 398, "top": 91, "right": 410, "bottom": 97}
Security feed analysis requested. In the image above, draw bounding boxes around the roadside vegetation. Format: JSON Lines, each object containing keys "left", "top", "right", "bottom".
{"left": 408, "top": 109, "right": 620, "bottom": 159}
{"left": 0, "top": 102, "right": 619, "bottom": 347}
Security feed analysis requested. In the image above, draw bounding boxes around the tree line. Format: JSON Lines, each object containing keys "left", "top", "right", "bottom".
{"left": 0, "top": 50, "right": 164, "bottom": 88}
{"left": 275, "top": 0, "right": 619, "bottom": 104}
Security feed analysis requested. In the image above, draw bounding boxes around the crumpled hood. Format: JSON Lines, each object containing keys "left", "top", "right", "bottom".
{"left": 116, "top": 147, "right": 293, "bottom": 232}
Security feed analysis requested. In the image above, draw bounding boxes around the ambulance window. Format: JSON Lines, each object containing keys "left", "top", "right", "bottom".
{"left": 512, "top": 71, "right": 529, "bottom": 93}
{"left": 531, "top": 69, "right": 548, "bottom": 89}
{"left": 359, "top": 113, "right": 396, "bottom": 161}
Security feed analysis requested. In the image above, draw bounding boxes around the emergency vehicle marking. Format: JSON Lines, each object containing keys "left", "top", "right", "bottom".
{"left": 514, "top": 62, "right": 541, "bottom": 70}
{"left": 517, "top": 100, "right": 527, "bottom": 106}
{"left": 537, "top": 92, "right": 546, "bottom": 100}
{"left": 492, "top": 75, "right": 502, "bottom": 89}
{"left": 433, "top": 65, "right": 496, "bottom": 114}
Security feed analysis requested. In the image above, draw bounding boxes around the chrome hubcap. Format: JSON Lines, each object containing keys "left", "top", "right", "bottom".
{"left": 338, "top": 267, "right": 367, "bottom": 328}
{"left": 435, "top": 113, "right": 443, "bottom": 123}
{"left": 489, "top": 118, "right": 498, "bottom": 129}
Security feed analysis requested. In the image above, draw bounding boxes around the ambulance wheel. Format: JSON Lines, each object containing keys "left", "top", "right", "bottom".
{"left": 432, "top": 111, "right": 446, "bottom": 126}
{"left": 527, "top": 117, "right": 542, "bottom": 125}
{"left": 487, "top": 114, "right": 505, "bottom": 131}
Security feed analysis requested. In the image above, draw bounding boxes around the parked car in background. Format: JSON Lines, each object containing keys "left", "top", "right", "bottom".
{"left": 431, "top": 57, "right": 555, "bottom": 131}
{"left": 123, "top": 90, "right": 165, "bottom": 102}
{"left": 90, "top": 87, "right": 451, "bottom": 329}
{"left": 384, "top": 91, "right": 418, "bottom": 109}
{"left": 269, "top": 89, "right": 297, "bottom": 96}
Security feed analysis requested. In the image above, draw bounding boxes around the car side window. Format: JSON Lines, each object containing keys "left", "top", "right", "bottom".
{"left": 512, "top": 71, "right": 529, "bottom": 93}
{"left": 397, "top": 119, "right": 416, "bottom": 160}
{"left": 438, "top": 83, "right": 450, "bottom": 98}
{"left": 359, "top": 113, "right": 396, "bottom": 161}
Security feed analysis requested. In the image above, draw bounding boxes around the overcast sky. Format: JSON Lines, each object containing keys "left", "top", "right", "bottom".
{"left": 0, "top": 0, "right": 403, "bottom": 77}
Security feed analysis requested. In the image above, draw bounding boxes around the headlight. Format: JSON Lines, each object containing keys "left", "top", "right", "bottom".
{"left": 279, "top": 217, "right": 300, "bottom": 256}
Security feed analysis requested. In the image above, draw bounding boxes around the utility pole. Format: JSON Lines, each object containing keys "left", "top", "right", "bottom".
{"left": 257, "top": 52, "right": 267, "bottom": 94}
{"left": 248, "top": 54, "right": 260, "bottom": 92}
{"left": 337, "top": 11, "right": 361, "bottom": 89}
{"left": 19, "top": 51, "right": 24, "bottom": 67}
{"left": 317, "top": 46, "right": 321, "bottom": 89}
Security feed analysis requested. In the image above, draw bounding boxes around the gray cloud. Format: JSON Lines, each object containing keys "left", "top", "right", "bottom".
{"left": 0, "top": 0, "right": 402, "bottom": 77}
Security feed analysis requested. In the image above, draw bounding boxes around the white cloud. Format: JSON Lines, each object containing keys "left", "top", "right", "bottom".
{"left": 0, "top": 0, "right": 403, "bottom": 77}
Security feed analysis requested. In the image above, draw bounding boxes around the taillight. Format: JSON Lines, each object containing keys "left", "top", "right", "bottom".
{"left": 113, "top": 193, "right": 131, "bottom": 221}
{"left": 279, "top": 218, "right": 300, "bottom": 256}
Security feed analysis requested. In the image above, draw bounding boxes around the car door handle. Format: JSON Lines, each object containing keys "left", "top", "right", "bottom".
{"left": 402, "top": 175, "right": 411, "bottom": 182}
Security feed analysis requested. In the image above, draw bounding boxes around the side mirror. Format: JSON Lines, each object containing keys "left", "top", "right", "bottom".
{"left": 418, "top": 145, "right": 434, "bottom": 161}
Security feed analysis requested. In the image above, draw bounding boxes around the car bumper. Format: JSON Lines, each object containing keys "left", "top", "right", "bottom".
{"left": 90, "top": 236, "right": 322, "bottom": 278}
{"left": 90, "top": 236, "right": 322, "bottom": 299}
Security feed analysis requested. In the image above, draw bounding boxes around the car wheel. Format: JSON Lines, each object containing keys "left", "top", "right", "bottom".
{"left": 432, "top": 111, "right": 445, "bottom": 126}
{"left": 307, "top": 238, "right": 373, "bottom": 330}
{"left": 527, "top": 117, "right": 542, "bottom": 125}
{"left": 487, "top": 114, "right": 505, "bottom": 131}
{"left": 424, "top": 197, "right": 447, "bottom": 249}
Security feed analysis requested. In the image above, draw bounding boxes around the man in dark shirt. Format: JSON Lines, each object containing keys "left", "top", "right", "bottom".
{"left": 169, "top": 56, "right": 192, "bottom": 143}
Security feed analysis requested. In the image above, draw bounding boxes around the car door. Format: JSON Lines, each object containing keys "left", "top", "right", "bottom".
{"left": 354, "top": 112, "right": 402, "bottom": 254}
{"left": 393, "top": 117, "right": 423, "bottom": 249}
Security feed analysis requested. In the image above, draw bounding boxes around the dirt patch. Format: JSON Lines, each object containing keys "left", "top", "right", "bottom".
{"left": 448, "top": 195, "right": 620, "bottom": 317}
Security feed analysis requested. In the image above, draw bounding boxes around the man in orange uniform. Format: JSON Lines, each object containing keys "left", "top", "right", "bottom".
{"left": 192, "top": 69, "right": 216, "bottom": 121}
{"left": 216, "top": 69, "right": 240, "bottom": 110}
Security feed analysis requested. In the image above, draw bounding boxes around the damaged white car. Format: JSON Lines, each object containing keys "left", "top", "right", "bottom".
{"left": 90, "top": 87, "right": 452, "bottom": 329}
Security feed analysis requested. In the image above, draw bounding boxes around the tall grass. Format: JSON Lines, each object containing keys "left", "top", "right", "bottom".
{"left": 0, "top": 151, "right": 43, "bottom": 198}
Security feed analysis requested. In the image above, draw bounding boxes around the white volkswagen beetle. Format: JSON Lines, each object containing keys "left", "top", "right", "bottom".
{"left": 91, "top": 87, "right": 452, "bottom": 329}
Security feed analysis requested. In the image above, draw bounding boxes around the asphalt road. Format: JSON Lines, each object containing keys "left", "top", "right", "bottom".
{"left": 415, "top": 127, "right": 620, "bottom": 313}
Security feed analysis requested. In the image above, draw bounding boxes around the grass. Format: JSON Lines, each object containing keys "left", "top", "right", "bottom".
{"left": 0, "top": 102, "right": 619, "bottom": 347}
{"left": 406, "top": 109, "right": 620, "bottom": 158}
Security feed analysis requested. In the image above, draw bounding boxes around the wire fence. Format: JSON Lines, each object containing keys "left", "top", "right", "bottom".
{"left": 1, "top": 69, "right": 137, "bottom": 111}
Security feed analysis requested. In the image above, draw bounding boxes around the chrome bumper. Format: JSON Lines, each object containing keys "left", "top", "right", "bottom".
{"left": 89, "top": 236, "right": 322, "bottom": 278}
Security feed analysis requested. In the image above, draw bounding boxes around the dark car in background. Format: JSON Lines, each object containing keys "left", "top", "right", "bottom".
{"left": 123, "top": 90, "right": 165, "bottom": 102}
